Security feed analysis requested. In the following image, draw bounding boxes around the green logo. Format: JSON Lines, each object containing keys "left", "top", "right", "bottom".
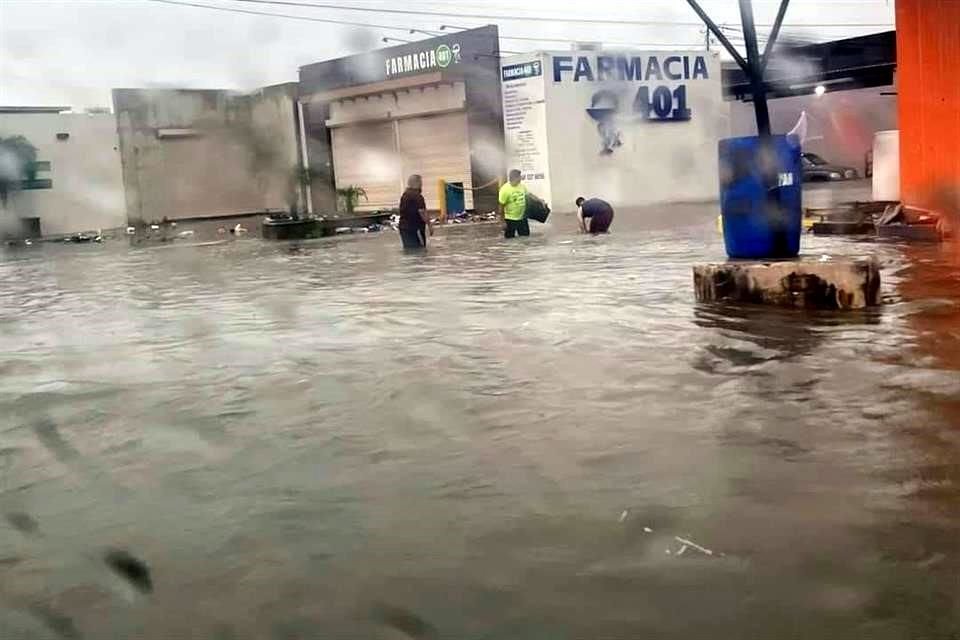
{"left": 436, "top": 44, "right": 453, "bottom": 68}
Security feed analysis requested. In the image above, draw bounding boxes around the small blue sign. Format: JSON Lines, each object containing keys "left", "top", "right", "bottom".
{"left": 502, "top": 60, "right": 543, "bottom": 82}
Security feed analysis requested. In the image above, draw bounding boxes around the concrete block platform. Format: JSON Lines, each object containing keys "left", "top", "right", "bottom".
{"left": 693, "top": 257, "right": 881, "bottom": 310}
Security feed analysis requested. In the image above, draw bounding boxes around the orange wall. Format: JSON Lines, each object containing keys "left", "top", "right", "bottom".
{"left": 896, "top": 0, "right": 960, "bottom": 211}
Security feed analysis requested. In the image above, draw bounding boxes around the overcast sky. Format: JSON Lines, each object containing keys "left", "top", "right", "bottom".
{"left": 0, "top": 0, "right": 895, "bottom": 109}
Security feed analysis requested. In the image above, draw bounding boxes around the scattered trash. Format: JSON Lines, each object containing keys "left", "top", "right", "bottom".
{"left": 819, "top": 254, "right": 831, "bottom": 262}
{"left": 232, "top": 224, "right": 249, "bottom": 235}
{"left": 676, "top": 545, "right": 688, "bottom": 556}
{"left": 675, "top": 536, "right": 713, "bottom": 556}
{"left": 644, "top": 526, "right": 653, "bottom": 533}
{"left": 618, "top": 510, "right": 629, "bottom": 523}
{"left": 104, "top": 549, "right": 153, "bottom": 594}
{"left": 665, "top": 549, "right": 672, "bottom": 555}
{"left": 177, "top": 230, "right": 195, "bottom": 238}
{"left": 126, "top": 226, "right": 136, "bottom": 235}
{"left": 23, "top": 239, "right": 32, "bottom": 246}
{"left": 558, "top": 240, "right": 573, "bottom": 245}
{"left": 334, "top": 227, "right": 352, "bottom": 235}
{"left": 150, "top": 224, "right": 160, "bottom": 231}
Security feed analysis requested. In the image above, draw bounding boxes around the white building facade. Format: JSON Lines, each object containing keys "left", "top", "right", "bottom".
{"left": 501, "top": 50, "right": 727, "bottom": 211}
{"left": 0, "top": 107, "right": 127, "bottom": 237}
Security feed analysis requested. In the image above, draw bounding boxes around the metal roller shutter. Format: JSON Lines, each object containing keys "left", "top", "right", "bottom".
{"left": 398, "top": 112, "right": 473, "bottom": 211}
{"left": 331, "top": 122, "right": 400, "bottom": 211}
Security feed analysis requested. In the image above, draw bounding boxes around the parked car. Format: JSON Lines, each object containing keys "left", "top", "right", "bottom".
{"left": 801, "top": 152, "right": 860, "bottom": 181}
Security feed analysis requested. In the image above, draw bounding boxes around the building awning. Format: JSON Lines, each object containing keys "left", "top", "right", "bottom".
{"left": 302, "top": 72, "right": 446, "bottom": 104}
{"left": 723, "top": 31, "right": 896, "bottom": 100}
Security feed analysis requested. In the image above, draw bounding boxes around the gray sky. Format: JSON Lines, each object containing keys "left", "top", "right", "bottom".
{"left": 0, "top": 0, "right": 895, "bottom": 109}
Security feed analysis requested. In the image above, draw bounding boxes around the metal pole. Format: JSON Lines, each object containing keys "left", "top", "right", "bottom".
{"left": 761, "top": 0, "right": 791, "bottom": 72}
{"left": 738, "top": 0, "right": 771, "bottom": 138}
{"left": 296, "top": 100, "right": 314, "bottom": 215}
{"left": 685, "top": 0, "right": 749, "bottom": 71}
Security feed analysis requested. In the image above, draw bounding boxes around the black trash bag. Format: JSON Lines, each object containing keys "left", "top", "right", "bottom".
{"left": 525, "top": 193, "right": 551, "bottom": 223}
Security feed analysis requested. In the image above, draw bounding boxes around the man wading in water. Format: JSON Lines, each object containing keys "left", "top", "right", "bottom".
{"left": 498, "top": 169, "right": 529, "bottom": 239}
{"left": 398, "top": 174, "right": 432, "bottom": 250}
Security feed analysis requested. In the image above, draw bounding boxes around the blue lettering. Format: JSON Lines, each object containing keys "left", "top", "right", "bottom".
{"left": 693, "top": 56, "right": 709, "bottom": 79}
{"left": 573, "top": 56, "right": 594, "bottom": 82}
{"left": 664, "top": 56, "right": 682, "bottom": 81}
{"left": 553, "top": 55, "right": 573, "bottom": 81}
{"left": 684, "top": 56, "right": 690, "bottom": 79}
{"left": 597, "top": 56, "right": 615, "bottom": 81}
{"left": 616, "top": 56, "right": 642, "bottom": 81}
{"left": 644, "top": 57, "right": 663, "bottom": 81}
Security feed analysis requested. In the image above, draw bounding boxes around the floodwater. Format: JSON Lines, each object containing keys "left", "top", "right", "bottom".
{"left": 1, "top": 212, "right": 959, "bottom": 639}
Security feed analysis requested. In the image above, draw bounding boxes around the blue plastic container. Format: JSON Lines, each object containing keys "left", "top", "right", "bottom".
{"left": 445, "top": 182, "right": 466, "bottom": 217}
{"left": 718, "top": 135, "right": 802, "bottom": 259}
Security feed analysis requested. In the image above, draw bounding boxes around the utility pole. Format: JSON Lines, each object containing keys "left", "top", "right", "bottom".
{"left": 685, "top": 0, "right": 791, "bottom": 140}
{"left": 738, "top": 0, "right": 771, "bottom": 137}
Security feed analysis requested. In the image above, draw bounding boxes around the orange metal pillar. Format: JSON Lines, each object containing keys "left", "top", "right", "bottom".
{"left": 895, "top": 0, "right": 960, "bottom": 212}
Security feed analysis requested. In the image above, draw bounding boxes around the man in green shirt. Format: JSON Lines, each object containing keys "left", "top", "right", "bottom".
{"left": 498, "top": 169, "right": 529, "bottom": 238}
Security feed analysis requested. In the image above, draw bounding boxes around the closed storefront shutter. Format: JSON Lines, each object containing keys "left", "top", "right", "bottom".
{"left": 398, "top": 112, "right": 473, "bottom": 211}
{"left": 330, "top": 122, "right": 400, "bottom": 211}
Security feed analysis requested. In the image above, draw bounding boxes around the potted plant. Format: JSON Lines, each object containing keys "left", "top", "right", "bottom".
{"left": 336, "top": 185, "right": 367, "bottom": 215}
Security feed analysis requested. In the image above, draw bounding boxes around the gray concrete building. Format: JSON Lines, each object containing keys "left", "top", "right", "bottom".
{"left": 112, "top": 83, "right": 301, "bottom": 224}
{"left": 0, "top": 106, "right": 127, "bottom": 238}
{"left": 298, "top": 26, "right": 505, "bottom": 214}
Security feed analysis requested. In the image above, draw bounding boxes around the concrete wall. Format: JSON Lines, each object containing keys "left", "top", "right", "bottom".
{"left": 538, "top": 50, "right": 726, "bottom": 211}
{"left": 730, "top": 86, "right": 897, "bottom": 175}
{"left": 113, "top": 84, "right": 299, "bottom": 223}
{"left": 0, "top": 112, "right": 127, "bottom": 236}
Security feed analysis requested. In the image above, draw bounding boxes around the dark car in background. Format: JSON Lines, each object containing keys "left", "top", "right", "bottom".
{"left": 801, "top": 152, "right": 860, "bottom": 181}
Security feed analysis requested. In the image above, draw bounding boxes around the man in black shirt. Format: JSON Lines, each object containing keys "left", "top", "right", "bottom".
{"left": 576, "top": 196, "right": 615, "bottom": 234}
{"left": 398, "top": 174, "right": 432, "bottom": 249}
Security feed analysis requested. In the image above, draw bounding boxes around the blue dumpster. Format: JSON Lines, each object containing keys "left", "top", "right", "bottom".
{"left": 719, "top": 135, "right": 802, "bottom": 259}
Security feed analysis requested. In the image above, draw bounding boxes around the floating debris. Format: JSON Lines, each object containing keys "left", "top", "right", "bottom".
{"left": 676, "top": 545, "right": 688, "bottom": 556}
{"left": 371, "top": 603, "right": 437, "bottom": 639}
{"left": 33, "top": 418, "right": 81, "bottom": 463}
{"left": 29, "top": 604, "right": 81, "bottom": 639}
{"left": 4, "top": 511, "right": 39, "bottom": 535}
{"left": 618, "top": 510, "right": 629, "bottom": 523}
{"left": 674, "top": 536, "right": 713, "bottom": 556}
{"left": 643, "top": 526, "right": 653, "bottom": 533}
{"left": 104, "top": 549, "right": 153, "bottom": 594}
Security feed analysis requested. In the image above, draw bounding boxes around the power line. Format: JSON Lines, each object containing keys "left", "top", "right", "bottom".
{"left": 224, "top": 0, "right": 895, "bottom": 28}
{"left": 438, "top": 25, "right": 698, "bottom": 49}
{"left": 145, "top": 0, "right": 443, "bottom": 33}
{"left": 146, "top": 0, "right": 702, "bottom": 51}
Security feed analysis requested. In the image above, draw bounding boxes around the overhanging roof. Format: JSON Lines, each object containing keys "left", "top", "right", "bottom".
{"left": 723, "top": 31, "right": 896, "bottom": 100}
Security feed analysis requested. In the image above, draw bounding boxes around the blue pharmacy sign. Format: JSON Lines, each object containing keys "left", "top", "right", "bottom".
{"left": 551, "top": 53, "right": 711, "bottom": 155}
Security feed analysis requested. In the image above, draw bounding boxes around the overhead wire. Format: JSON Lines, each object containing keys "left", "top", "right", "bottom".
{"left": 146, "top": 0, "right": 703, "bottom": 51}
{"left": 223, "top": 0, "right": 895, "bottom": 28}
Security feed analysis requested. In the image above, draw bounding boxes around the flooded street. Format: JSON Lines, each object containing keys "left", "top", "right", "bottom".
{"left": 1, "top": 215, "right": 959, "bottom": 639}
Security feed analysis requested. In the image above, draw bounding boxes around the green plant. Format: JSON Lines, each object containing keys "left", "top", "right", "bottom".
{"left": 336, "top": 185, "right": 367, "bottom": 215}
{"left": 0, "top": 135, "right": 38, "bottom": 208}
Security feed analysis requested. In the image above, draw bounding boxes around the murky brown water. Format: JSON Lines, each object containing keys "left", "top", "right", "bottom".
{"left": 1, "top": 215, "right": 959, "bottom": 639}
